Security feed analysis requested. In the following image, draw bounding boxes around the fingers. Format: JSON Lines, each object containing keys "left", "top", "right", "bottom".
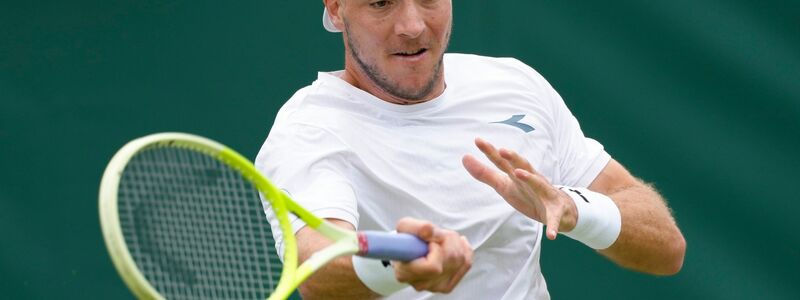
{"left": 462, "top": 154, "right": 508, "bottom": 191}
{"left": 475, "top": 138, "right": 543, "bottom": 180}
{"left": 393, "top": 222, "right": 473, "bottom": 293}
{"left": 395, "top": 242, "right": 443, "bottom": 285}
{"left": 499, "top": 148, "right": 534, "bottom": 175}
{"left": 444, "top": 236, "right": 473, "bottom": 289}
{"left": 512, "top": 168, "right": 554, "bottom": 197}
{"left": 474, "top": 137, "right": 515, "bottom": 174}
{"left": 396, "top": 217, "right": 436, "bottom": 241}
{"left": 465, "top": 137, "right": 539, "bottom": 193}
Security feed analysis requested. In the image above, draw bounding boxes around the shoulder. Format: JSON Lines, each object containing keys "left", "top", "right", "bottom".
{"left": 443, "top": 54, "right": 560, "bottom": 109}
{"left": 256, "top": 108, "right": 351, "bottom": 176}
{"left": 259, "top": 71, "right": 370, "bottom": 155}
{"left": 444, "top": 53, "right": 552, "bottom": 89}
{"left": 444, "top": 53, "right": 526, "bottom": 67}
{"left": 274, "top": 75, "right": 337, "bottom": 120}
{"left": 445, "top": 53, "right": 544, "bottom": 77}
{"left": 271, "top": 73, "right": 356, "bottom": 130}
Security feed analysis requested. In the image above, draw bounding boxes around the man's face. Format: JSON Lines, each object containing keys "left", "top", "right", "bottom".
{"left": 338, "top": 0, "right": 452, "bottom": 102}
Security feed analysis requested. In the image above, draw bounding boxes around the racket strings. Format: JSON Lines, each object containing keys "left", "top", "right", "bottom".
{"left": 118, "top": 146, "right": 281, "bottom": 299}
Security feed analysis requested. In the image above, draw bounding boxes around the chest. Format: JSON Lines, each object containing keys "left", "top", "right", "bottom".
{"left": 338, "top": 104, "right": 559, "bottom": 185}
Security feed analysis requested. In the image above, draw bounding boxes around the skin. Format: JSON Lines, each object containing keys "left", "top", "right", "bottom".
{"left": 298, "top": 0, "right": 685, "bottom": 298}
{"left": 332, "top": 0, "right": 452, "bottom": 104}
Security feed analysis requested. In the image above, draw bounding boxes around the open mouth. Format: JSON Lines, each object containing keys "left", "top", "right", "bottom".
{"left": 394, "top": 48, "right": 428, "bottom": 57}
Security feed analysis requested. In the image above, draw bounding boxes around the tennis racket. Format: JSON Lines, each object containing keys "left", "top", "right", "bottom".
{"left": 99, "top": 132, "right": 428, "bottom": 300}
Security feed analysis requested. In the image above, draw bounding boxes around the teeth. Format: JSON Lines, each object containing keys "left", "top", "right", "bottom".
{"left": 398, "top": 49, "right": 424, "bottom": 55}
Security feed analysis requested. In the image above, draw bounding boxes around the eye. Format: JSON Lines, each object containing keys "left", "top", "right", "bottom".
{"left": 370, "top": 1, "right": 390, "bottom": 9}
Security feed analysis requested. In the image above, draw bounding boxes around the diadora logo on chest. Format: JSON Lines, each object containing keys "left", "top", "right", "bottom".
{"left": 491, "top": 114, "right": 535, "bottom": 133}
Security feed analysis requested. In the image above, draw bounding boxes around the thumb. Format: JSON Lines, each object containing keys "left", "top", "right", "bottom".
{"left": 545, "top": 210, "right": 562, "bottom": 240}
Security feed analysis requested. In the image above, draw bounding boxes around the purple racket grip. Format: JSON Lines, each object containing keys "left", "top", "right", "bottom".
{"left": 356, "top": 231, "right": 429, "bottom": 262}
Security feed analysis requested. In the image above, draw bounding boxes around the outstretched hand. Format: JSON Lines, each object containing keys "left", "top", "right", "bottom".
{"left": 393, "top": 218, "right": 473, "bottom": 293}
{"left": 462, "top": 138, "right": 578, "bottom": 240}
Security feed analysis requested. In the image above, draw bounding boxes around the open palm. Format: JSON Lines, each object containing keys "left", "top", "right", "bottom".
{"left": 461, "top": 138, "right": 577, "bottom": 240}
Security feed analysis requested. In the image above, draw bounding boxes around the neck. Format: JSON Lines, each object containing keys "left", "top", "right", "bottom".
{"left": 340, "top": 56, "right": 445, "bottom": 106}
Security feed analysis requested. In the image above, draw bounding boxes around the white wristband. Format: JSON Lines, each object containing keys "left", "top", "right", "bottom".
{"left": 557, "top": 186, "right": 622, "bottom": 250}
{"left": 352, "top": 255, "right": 409, "bottom": 296}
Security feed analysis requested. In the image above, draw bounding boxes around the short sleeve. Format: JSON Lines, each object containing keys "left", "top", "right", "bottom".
{"left": 255, "top": 123, "right": 359, "bottom": 258}
{"left": 547, "top": 87, "right": 611, "bottom": 187}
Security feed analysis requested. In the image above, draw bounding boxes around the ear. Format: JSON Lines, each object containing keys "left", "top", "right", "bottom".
{"left": 323, "top": 0, "right": 345, "bottom": 31}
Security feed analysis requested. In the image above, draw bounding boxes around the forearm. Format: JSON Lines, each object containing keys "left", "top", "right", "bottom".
{"left": 598, "top": 182, "right": 686, "bottom": 275}
{"left": 296, "top": 220, "right": 380, "bottom": 300}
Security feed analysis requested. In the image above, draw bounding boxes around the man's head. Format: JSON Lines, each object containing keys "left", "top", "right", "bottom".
{"left": 322, "top": 0, "right": 453, "bottom": 104}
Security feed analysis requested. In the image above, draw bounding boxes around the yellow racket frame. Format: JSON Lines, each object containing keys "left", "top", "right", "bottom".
{"left": 99, "top": 132, "right": 361, "bottom": 300}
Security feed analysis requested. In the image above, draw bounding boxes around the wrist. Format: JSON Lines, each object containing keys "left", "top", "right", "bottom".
{"left": 555, "top": 186, "right": 622, "bottom": 250}
{"left": 352, "top": 254, "right": 409, "bottom": 296}
{"left": 558, "top": 189, "right": 579, "bottom": 232}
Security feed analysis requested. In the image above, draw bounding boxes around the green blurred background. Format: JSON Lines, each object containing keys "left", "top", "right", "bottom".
{"left": 1, "top": 0, "right": 798, "bottom": 299}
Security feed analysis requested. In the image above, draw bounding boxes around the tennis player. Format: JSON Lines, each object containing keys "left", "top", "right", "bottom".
{"left": 255, "top": 1, "right": 686, "bottom": 299}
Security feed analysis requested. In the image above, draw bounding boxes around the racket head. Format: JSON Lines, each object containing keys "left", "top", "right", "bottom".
{"left": 98, "top": 133, "right": 301, "bottom": 299}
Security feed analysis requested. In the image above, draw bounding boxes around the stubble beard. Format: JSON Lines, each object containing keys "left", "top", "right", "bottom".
{"left": 344, "top": 20, "right": 449, "bottom": 103}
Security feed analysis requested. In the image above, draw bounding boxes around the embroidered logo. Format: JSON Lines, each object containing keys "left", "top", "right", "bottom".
{"left": 491, "top": 114, "right": 535, "bottom": 133}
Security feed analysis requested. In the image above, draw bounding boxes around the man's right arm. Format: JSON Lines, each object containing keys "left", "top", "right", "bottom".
{"left": 295, "top": 219, "right": 473, "bottom": 300}
{"left": 296, "top": 219, "right": 379, "bottom": 300}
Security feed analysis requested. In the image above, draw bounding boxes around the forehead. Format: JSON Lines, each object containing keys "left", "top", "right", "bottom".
{"left": 343, "top": 0, "right": 453, "bottom": 7}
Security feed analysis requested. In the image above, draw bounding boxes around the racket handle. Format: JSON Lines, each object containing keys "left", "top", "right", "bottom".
{"left": 357, "top": 231, "right": 429, "bottom": 262}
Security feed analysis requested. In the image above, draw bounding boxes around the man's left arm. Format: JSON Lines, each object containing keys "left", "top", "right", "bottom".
{"left": 463, "top": 138, "right": 685, "bottom": 276}
{"left": 587, "top": 159, "right": 685, "bottom": 275}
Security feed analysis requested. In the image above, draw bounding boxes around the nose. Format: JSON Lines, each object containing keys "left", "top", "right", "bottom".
{"left": 394, "top": 2, "right": 425, "bottom": 39}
